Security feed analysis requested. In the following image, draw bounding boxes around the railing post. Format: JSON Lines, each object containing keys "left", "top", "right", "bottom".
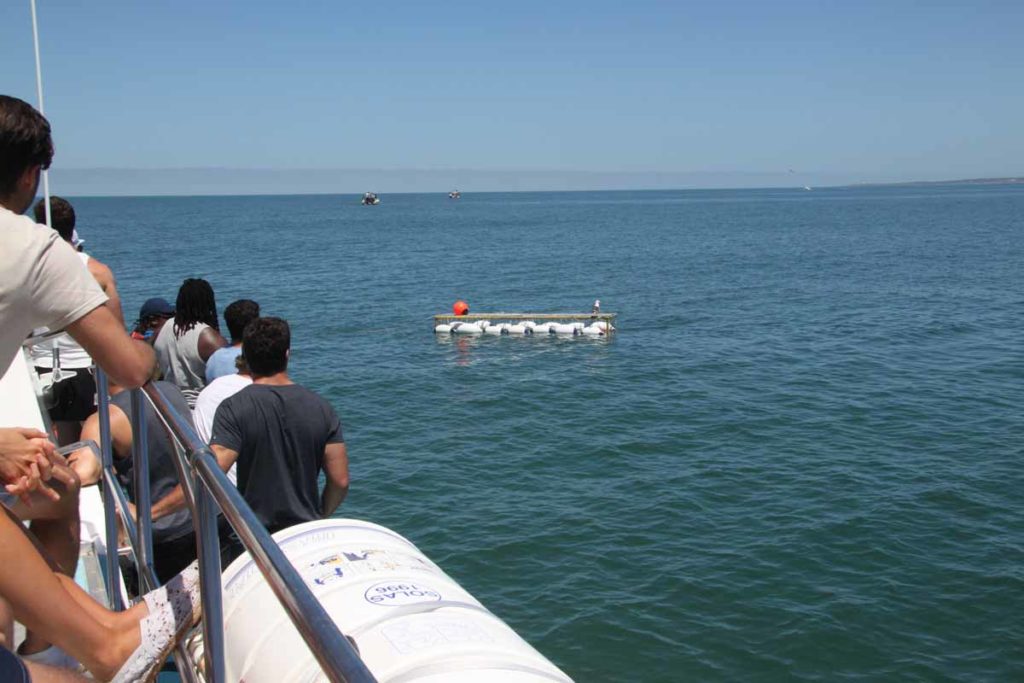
{"left": 130, "top": 388, "right": 154, "bottom": 579}
{"left": 195, "top": 477, "right": 226, "bottom": 682}
{"left": 95, "top": 369, "right": 123, "bottom": 610}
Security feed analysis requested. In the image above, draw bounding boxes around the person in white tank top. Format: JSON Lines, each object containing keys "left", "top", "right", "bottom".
{"left": 153, "top": 278, "right": 229, "bottom": 408}
{"left": 33, "top": 197, "right": 123, "bottom": 325}
{"left": 29, "top": 197, "right": 124, "bottom": 445}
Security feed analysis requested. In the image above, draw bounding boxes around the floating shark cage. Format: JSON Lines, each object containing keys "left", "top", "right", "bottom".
{"left": 433, "top": 313, "right": 616, "bottom": 337}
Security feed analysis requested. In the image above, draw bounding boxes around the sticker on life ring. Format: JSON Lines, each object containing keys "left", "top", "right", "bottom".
{"left": 364, "top": 582, "right": 442, "bottom": 606}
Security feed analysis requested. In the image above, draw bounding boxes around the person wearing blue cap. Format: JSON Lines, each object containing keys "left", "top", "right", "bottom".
{"left": 130, "top": 297, "right": 175, "bottom": 344}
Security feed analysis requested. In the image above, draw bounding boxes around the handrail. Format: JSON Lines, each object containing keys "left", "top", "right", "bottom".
{"left": 23, "top": 328, "right": 73, "bottom": 347}
{"left": 94, "top": 370, "right": 124, "bottom": 611}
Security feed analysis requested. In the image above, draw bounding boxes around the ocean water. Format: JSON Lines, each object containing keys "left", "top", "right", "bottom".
{"left": 74, "top": 186, "right": 1022, "bottom": 681}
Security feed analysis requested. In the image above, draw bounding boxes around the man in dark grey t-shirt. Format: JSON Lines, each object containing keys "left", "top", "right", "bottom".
{"left": 208, "top": 317, "right": 349, "bottom": 562}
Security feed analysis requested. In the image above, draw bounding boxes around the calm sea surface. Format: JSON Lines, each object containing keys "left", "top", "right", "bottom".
{"left": 73, "top": 186, "right": 1022, "bottom": 681}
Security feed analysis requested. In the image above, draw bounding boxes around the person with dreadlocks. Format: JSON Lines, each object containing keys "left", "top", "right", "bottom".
{"left": 153, "top": 278, "right": 228, "bottom": 408}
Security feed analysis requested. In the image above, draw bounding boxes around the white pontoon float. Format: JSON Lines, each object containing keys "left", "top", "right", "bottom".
{"left": 433, "top": 313, "right": 617, "bottom": 337}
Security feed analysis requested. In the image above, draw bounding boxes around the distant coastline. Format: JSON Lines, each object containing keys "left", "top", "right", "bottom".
{"left": 845, "top": 177, "right": 1024, "bottom": 188}
{"left": 44, "top": 167, "right": 1024, "bottom": 197}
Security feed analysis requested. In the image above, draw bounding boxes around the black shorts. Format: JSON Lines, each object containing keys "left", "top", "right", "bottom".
{"left": 121, "top": 531, "right": 198, "bottom": 595}
{"left": 0, "top": 648, "right": 30, "bottom": 683}
{"left": 36, "top": 367, "right": 96, "bottom": 421}
{"left": 154, "top": 531, "right": 198, "bottom": 584}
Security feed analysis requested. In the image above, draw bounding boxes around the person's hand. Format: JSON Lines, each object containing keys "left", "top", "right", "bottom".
{"left": 113, "top": 501, "right": 136, "bottom": 549}
{"left": 0, "top": 427, "right": 56, "bottom": 491}
{"left": 2, "top": 437, "right": 76, "bottom": 506}
{"left": 66, "top": 443, "right": 103, "bottom": 487}
{"left": 0, "top": 426, "right": 54, "bottom": 478}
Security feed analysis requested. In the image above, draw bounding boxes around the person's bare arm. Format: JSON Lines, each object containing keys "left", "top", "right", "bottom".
{"left": 65, "top": 305, "right": 154, "bottom": 388}
{"left": 150, "top": 483, "right": 186, "bottom": 521}
{"left": 68, "top": 406, "right": 131, "bottom": 487}
{"left": 67, "top": 415, "right": 102, "bottom": 486}
{"left": 197, "top": 327, "right": 228, "bottom": 363}
{"left": 150, "top": 444, "right": 237, "bottom": 521}
{"left": 86, "top": 259, "right": 124, "bottom": 328}
{"left": 24, "top": 659, "right": 94, "bottom": 682}
{"left": 320, "top": 442, "right": 349, "bottom": 517}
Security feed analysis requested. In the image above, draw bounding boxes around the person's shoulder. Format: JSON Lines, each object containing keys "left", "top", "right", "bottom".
{"left": 86, "top": 256, "right": 114, "bottom": 280}
{"left": 154, "top": 317, "right": 176, "bottom": 346}
{"left": 291, "top": 384, "right": 338, "bottom": 413}
{"left": 220, "top": 379, "right": 259, "bottom": 405}
{"left": 210, "top": 372, "right": 251, "bottom": 391}
{"left": 0, "top": 207, "right": 51, "bottom": 244}
{"left": 153, "top": 379, "right": 190, "bottom": 403}
{"left": 209, "top": 345, "right": 238, "bottom": 362}
{"left": 196, "top": 373, "right": 228, "bottom": 405}
{"left": 256, "top": 382, "right": 325, "bottom": 406}
{"left": 202, "top": 373, "right": 249, "bottom": 400}
{"left": 283, "top": 382, "right": 325, "bottom": 400}
{"left": 0, "top": 210, "right": 63, "bottom": 263}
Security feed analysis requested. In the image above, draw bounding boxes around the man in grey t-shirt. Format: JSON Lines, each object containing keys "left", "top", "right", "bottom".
{"left": 151, "top": 317, "right": 352, "bottom": 565}
{"left": 149, "top": 316, "right": 349, "bottom": 560}
{"left": 209, "top": 317, "right": 349, "bottom": 562}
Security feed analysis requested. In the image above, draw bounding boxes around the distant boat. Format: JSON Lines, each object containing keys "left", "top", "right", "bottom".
{"left": 803, "top": 186, "right": 812, "bottom": 191}
{"left": 449, "top": 190, "right": 461, "bottom": 199}
{"left": 361, "top": 192, "right": 380, "bottom": 205}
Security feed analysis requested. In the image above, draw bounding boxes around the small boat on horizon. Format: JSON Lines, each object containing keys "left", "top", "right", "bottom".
{"left": 361, "top": 191, "right": 380, "bottom": 205}
{"left": 449, "top": 189, "right": 461, "bottom": 199}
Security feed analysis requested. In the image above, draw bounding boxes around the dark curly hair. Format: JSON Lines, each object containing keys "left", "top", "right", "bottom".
{"left": 0, "top": 95, "right": 54, "bottom": 197}
{"left": 173, "top": 278, "right": 220, "bottom": 336}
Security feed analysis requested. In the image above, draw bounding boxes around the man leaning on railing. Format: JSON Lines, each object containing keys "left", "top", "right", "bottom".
{"left": 0, "top": 94, "right": 201, "bottom": 682}
{"left": 149, "top": 316, "right": 350, "bottom": 564}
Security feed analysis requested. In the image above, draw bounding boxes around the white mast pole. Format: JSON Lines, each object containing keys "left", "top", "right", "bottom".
{"left": 30, "top": 0, "right": 51, "bottom": 228}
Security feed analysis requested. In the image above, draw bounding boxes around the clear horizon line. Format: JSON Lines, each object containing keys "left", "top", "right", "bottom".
{"left": 54, "top": 166, "right": 822, "bottom": 176}
{"left": 43, "top": 167, "right": 1023, "bottom": 198}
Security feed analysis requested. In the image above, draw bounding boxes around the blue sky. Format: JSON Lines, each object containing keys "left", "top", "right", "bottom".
{"left": 2, "top": 1, "right": 1022, "bottom": 193}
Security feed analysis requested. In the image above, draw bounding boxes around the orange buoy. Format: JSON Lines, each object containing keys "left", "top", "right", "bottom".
{"left": 453, "top": 300, "right": 469, "bottom": 316}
